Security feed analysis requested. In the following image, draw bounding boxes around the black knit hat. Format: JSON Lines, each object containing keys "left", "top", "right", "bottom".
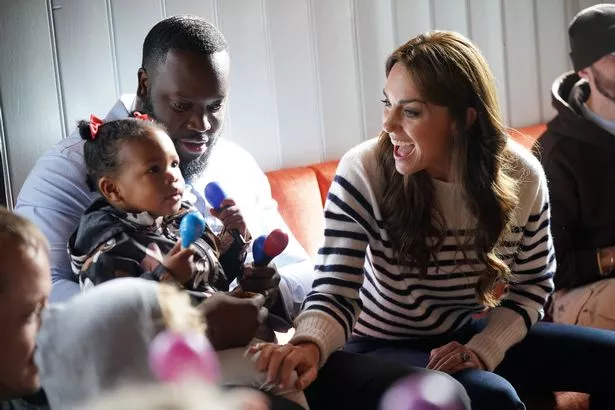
{"left": 569, "top": 4, "right": 615, "bottom": 72}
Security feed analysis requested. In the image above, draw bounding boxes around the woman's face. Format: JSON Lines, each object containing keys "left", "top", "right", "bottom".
{"left": 382, "top": 63, "right": 456, "bottom": 180}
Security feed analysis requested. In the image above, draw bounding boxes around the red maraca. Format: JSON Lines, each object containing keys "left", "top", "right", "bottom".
{"left": 380, "top": 373, "right": 467, "bottom": 410}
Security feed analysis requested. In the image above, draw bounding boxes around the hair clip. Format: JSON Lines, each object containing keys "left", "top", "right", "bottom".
{"left": 89, "top": 114, "right": 104, "bottom": 140}
{"left": 133, "top": 111, "right": 151, "bottom": 121}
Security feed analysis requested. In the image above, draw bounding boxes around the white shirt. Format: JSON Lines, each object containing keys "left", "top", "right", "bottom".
{"left": 15, "top": 95, "right": 314, "bottom": 318}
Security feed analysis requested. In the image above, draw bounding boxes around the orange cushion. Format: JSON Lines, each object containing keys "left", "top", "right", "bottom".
{"left": 266, "top": 166, "right": 324, "bottom": 258}
{"left": 508, "top": 123, "right": 547, "bottom": 150}
{"left": 309, "top": 160, "right": 339, "bottom": 205}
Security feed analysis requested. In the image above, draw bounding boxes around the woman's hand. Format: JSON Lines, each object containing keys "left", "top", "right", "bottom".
{"left": 248, "top": 342, "right": 321, "bottom": 390}
{"left": 426, "top": 341, "right": 485, "bottom": 374}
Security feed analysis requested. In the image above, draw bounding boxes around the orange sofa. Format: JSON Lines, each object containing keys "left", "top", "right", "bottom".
{"left": 265, "top": 124, "right": 590, "bottom": 410}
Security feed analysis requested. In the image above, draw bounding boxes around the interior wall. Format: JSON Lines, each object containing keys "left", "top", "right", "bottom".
{"left": 0, "top": 0, "right": 610, "bottom": 205}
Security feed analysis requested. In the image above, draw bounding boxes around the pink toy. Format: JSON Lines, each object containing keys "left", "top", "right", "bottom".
{"left": 380, "top": 373, "right": 467, "bottom": 410}
{"left": 149, "top": 330, "right": 220, "bottom": 383}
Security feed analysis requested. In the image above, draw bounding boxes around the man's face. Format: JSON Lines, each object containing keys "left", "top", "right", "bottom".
{"left": 0, "top": 242, "right": 50, "bottom": 399}
{"left": 137, "top": 49, "right": 230, "bottom": 181}
{"left": 588, "top": 53, "right": 615, "bottom": 103}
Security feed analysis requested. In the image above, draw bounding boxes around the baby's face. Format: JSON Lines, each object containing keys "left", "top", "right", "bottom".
{"left": 112, "top": 129, "right": 186, "bottom": 217}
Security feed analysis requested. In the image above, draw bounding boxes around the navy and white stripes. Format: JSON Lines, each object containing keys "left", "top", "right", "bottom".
{"left": 291, "top": 139, "right": 555, "bottom": 370}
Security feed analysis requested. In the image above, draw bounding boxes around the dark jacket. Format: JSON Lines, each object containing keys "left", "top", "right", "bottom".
{"left": 0, "top": 390, "right": 48, "bottom": 410}
{"left": 68, "top": 198, "right": 247, "bottom": 295}
{"left": 533, "top": 71, "right": 615, "bottom": 290}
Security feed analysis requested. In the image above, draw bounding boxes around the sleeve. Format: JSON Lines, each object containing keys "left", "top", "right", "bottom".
{"left": 35, "top": 278, "right": 163, "bottom": 410}
{"left": 465, "top": 168, "right": 555, "bottom": 371}
{"left": 543, "top": 152, "right": 600, "bottom": 289}
{"left": 14, "top": 144, "right": 94, "bottom": 303}
{"left": 290, "top": 156, "right": 371, "bottom": 366}
{"left": 76, "top": 234, "right": 173, "bottom": 290}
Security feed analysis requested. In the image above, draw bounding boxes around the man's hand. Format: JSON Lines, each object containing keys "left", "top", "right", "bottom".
{"left": 239, "top": 264, "right": 281, "bottom": 305}
{"left": 210, "top": 198, "right": 249, "bottom": 239}
{"left": 248, "top": 342, "right": 321, "bottom": 390}
{"left": 426, "top": 341, "right": 485, "bottom": 374}
{"left": 199, "top": 292, "right": 268, "bottom": 350}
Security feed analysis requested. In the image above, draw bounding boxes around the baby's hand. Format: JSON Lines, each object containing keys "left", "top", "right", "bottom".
{"left": 210, "top": 198, "right": 249, "bottom": 239}
{"left": 162, "top": 241, "right": 195, "bottom": 284}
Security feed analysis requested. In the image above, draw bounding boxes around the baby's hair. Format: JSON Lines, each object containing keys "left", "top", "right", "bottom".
{"left": 78, "top": 113, "right": 166, "bottom": 192}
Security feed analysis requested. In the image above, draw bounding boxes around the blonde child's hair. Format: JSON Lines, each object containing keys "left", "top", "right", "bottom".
{"left": 157, "top": 282, "right": 206, "bottom": 334}
{"left": 0, "top": 208, "right": 49, "bottom": 292}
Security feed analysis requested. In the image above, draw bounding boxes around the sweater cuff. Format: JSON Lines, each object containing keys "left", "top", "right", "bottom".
{"left": 465, "top": 307, "right": 531, "bottom": 371}
{"left": 289, "top": 310, "right": 347, "bottom": 367}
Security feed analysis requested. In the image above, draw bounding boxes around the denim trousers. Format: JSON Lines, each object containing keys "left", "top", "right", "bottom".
{"left": 344, "top": 319, "right": 615, "bottom": 410}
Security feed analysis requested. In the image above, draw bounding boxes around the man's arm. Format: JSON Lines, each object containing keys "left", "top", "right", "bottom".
{"left": 543, "top": 155, "right": 601, "bottom": 290}
{"left": 15, "top": 139, "right": 94, "bottom": 303}
{"left": 248, "top": 167, "right": 314, "bottom": 323}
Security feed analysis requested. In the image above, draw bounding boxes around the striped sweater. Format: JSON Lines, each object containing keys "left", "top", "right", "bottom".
{"left": 291, "top": 138, "right": 555, "bottom": 371}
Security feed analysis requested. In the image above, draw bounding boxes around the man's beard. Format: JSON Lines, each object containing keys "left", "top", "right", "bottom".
{"left": 179, "top": 139, "right": 218, "bottom": 181}
{"left": 140, "top": 93, "right": 217, "bottom": 181}
{"left": 591, "top": 66, "right": 615, "bottom": 103}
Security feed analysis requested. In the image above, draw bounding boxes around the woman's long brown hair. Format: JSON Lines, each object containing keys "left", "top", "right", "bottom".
{"left": 376, "top": 31, "right": 518, "bottom": 307}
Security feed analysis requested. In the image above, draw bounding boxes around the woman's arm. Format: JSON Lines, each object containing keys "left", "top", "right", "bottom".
{"left": 465, "top": 168, "right": 555, "bottom": 371}
{"left": 290, "top": 155, "right": 376, "bottom": 366}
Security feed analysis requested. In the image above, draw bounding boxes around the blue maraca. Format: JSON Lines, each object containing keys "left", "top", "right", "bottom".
{"left": 252, "top": 235, "right": 267, "bottom": 265}
{"left": 179, "top": 211, "right": 206, "bottom": 249}
{"left": 204, "top": 182, "right": 226, "bottom": 210}
{"left": 379, "top": 373, "right": 467, "bottom": 410}
{"left": 205, "top": 182, "right": 247, "bottom": 247}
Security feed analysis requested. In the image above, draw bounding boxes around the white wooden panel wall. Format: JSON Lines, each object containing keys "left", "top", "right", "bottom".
{"left": 0, "top": 0, "right": 64, "bottom": 206}
{"left": 2, "top": 0, "right": 611, "bottom": 203}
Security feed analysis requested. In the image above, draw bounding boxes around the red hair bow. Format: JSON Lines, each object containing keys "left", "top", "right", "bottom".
{"left": 133, "top": 111, "right": 150, "bottom": 121}
{"left": 89, "top": 114, "right": 104, "bottom": 141}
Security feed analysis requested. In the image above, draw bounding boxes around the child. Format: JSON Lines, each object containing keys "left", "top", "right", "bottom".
{"left": 68, "top": 113, "right": 250, "bottom": 295}
{"left": 67, "top": 114, "right": 308, "bottom": 409}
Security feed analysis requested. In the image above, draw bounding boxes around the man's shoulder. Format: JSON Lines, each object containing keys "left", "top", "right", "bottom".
{"left": 15, "top": 133, "right": 91, "bottom": 211}
{"left": 39, "top": 133, "right": 85, "bottom": 162}
{"left": 209, "top": 139, "right": 256, "bottom": 165}
{"left": 205, "top": 139, "right": 265, "bottom": 178}
{"left": 20, "top": 133, "right": 86, "bottom": 180}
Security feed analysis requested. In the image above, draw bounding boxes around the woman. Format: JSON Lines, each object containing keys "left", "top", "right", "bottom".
{"left": 251, "top": 31, "right": 615, "bottom": 409}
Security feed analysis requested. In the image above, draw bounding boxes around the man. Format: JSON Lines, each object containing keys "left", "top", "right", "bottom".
{"left": 534, "top": 4, "right": 615, "bottom": 329}
{"left": 15, "top": 16, "right": 313, "bottom": 339}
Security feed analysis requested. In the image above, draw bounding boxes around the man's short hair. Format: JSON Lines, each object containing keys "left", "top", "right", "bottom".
{"left": 141, "top": 15, "right": 228, "bottom": 73}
